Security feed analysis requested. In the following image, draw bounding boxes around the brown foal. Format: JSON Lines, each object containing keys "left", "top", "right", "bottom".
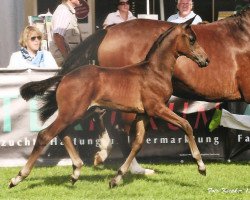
{"left": 11, "top": 18, "right": 208, "bottom": 188}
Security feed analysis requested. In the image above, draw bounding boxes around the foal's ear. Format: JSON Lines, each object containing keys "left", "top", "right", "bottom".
{"left": 182, "top": 16, "right": 196, "bottom": 29}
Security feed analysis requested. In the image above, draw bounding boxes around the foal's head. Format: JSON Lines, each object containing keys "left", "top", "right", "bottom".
{"left": 174, "top": 17, "right": 209, "bottom": 67}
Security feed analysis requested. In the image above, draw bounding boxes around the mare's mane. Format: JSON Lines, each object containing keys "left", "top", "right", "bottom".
{"left": 228, "top": 5, "right": 250, "bottom": 19}
{"left": 58, "top": 29, "right": 107, "bottom": 75}
{"left": 214, "top": 6, "right": 249, "bottom": 28}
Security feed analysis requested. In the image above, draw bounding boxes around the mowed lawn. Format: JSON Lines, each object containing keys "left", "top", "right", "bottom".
{"left": 0, "top": 162, "right": 249, "bottom": 200}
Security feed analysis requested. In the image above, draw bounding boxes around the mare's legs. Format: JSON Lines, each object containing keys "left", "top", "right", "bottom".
{"left": 94, "top": 111, "right": 155, "bottom": 175}
{"left": 152, "top": 105, "right": 206, "bottom": 175}
{"left": 109, "top": 115, "right": 149, "bottom": 188}
{"left": 94, "top": 129, "right": 112, "bottom": 166}
{"left": 93, "top": 110, "right": 112, "bottom": 166}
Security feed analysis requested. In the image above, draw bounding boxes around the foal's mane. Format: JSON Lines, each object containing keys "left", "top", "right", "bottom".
{"left": 145, "top": 25, "right": 176, "bottom": 61}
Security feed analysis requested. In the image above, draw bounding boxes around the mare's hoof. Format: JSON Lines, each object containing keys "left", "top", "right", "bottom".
{"left": 70, "top": 176, "right": 78, "bottom": 185}
{"left": 109, "top": 179, "right": 118, "bottom": 189}
{"left": 94, "top": 153, "right": 103, "bottom": 167}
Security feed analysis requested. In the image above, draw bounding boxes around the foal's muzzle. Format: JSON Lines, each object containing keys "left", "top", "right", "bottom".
{"left": 199, "top": 58, "right": 210, "bottom": 67}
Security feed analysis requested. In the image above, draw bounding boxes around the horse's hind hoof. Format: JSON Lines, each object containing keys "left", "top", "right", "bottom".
{"left": 109, "top": 179, "right": 118, "bottom": 189}
{"left": 70, "top": 176, "right": 78, "bottom": 185}
{"left": 198, "top": 169, "right": 206, "bottom": 176}
{"left": 9, "top": 181, "right": 16, "bottom": 189}
{"left": 94, "top": 153, "right": 104, "bottom": 167}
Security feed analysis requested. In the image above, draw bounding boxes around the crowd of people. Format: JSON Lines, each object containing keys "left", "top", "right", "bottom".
{"left": 7, "top": 0, "right": 202, "bottom": 69}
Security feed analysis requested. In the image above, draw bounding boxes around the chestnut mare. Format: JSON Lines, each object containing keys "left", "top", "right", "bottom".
{"left": 10, "top": 20, "right": 208, "bottom": 188}
{"left": 54, "top": 8, "right": 250, "bottom": 176}
{"left": 87, "top": 7, "right": 250, "bottom": 167}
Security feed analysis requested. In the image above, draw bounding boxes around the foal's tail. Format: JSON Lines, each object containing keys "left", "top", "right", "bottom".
{"left": 20, "top": 75, "right": 63, "bottom": 122}
{"left": 20, "top": 76, "right": 62, "bottom": 101}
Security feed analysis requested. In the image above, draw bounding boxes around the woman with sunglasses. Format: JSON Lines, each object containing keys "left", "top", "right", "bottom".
{"left": 8, "top": 26, "right": 58, "bottom": 68}
{"left": 103, "top": 0, "right": 136, "bottom": 28}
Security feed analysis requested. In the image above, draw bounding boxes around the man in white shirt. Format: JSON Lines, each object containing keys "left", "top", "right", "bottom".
{"left": 103, "top": 0, "right": 136, "bottom": 28}
{"left": 49, "top": 0, "right": 82, "bottom": 66}
{"left": 167, "top": 0, "right": 202, "bottom": 24}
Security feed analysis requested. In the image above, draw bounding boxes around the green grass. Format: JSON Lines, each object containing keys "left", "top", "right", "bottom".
{"left": 0, "top": 162, "right": 249, "bottom": 200}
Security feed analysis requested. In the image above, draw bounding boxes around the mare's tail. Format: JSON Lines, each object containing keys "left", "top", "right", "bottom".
{"left": 20, "top": 75, "right": 63, "bottom": 122}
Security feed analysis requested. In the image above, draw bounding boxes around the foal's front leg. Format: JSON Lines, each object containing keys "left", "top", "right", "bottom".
{"left": 152, "top": 105, "right": 206, "bottom": 175}
{"left": 109, "top": 115, "right": 148, "bottom": 188}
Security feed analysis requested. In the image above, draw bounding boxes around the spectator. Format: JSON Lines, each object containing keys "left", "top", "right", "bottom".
{"left": 103, "top": 0, "right": 136, "bottom": 28}
{"left": 49, "top": 0, "right": 82, "bottom": 66}
{"left": 8, "top": 26, "right": 57, "bottom": 68}
{"left": 167, "top": 0, "right": 202, "bottom": 24}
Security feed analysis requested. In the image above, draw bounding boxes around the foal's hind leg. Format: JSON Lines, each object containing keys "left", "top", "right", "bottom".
{"left": 61, "top": 135, "right": 83, "bottom": 184}
{"left": 152, "top": 105, "right": 206, "bottom": 175}
{"left": 9, "top": 118, "right": 71, "bottom": 188}
{"left": 41, "top": 110, "right": 84, "bottom": 185}
{"left": 109, "top": 115, "right": 148, "bottom": 188}
{"left": 60, "top": 108, "right": 101, "bottom": 184}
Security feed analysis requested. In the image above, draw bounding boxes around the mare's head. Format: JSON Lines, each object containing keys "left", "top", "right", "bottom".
{"left": 174, "top": 17, "right": 209, "bottom": 67}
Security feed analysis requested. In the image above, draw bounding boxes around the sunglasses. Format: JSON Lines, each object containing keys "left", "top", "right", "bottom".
{"left": 119, "top": 1, "right": 130, "bottom": 6}
{"left": 30, "top": 36, "right": 42, "bottom": 41}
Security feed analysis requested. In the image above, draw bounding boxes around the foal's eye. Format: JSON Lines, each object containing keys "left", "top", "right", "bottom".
{"left": 189, "top": 36, "right": 195, "bottom": 45}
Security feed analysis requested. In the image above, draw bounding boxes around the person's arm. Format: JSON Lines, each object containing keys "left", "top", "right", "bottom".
{"left": 8, "top": 52, "right": 22, "bottom": 68}
{"left": 53, "top": 33, "right": 68, "bottom": 58}
{"left": 103, "top": 13, "right": 113, "bottom": 28}
{"left": 43, "top": 51, "right": 58, "bottom": 68}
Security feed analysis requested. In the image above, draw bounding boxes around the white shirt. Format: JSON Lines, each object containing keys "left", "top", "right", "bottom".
{"left": 52, "top": 3, "right": 76, "bottom": 36}
{"left": 103, "top": 10, "right": 136, "bottom": 27}
{"left": 8, "top": 50, "right": 58, "bottom": 69}
{"left": 167, "top": 11, "right": 202, "bottom": 25}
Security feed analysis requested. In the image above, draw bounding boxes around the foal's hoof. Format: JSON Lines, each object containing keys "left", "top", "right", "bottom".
{"left": 109, "top": 179, "right": 118, "bottom": 189}
{"left": 9, "top": 182, "right": 15, "bottom": 189}
{"left": 70, "top": 175, "right": 78, "bottom": 185}
{"left": 9, "top": 179, "right": 17, "bottom": 189}
{"left": 198, "top": 168, "right": 206, "bottom": 176}
{"left": 94, "top": 153, "right": 104, "bottom": 167}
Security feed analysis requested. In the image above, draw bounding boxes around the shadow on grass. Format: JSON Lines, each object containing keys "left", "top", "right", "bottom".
{"left": 18, "top": 161, "right": 249, "bottom": 190}
{"left": 23, "top": 165, "right": 198, "bottom": 190}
